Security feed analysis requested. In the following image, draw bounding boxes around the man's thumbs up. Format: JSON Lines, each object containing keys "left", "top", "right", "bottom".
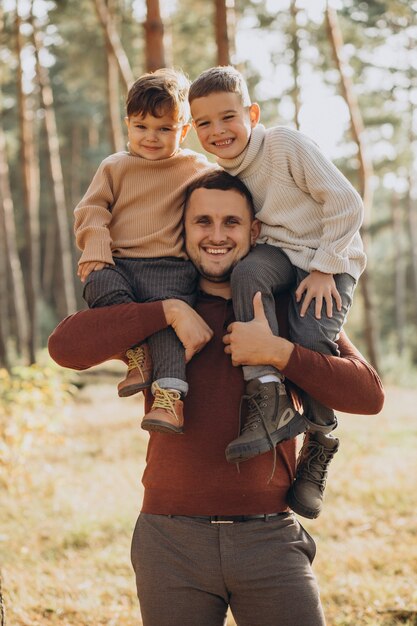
{"left": 223, "top": 291, "right": 294, "bottom": 369}
{"left": 252, "top": 291, "right": 268, "bottom": 322}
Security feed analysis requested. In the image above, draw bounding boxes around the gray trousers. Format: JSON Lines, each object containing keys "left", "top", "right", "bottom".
{"left": 131, "top": 512, "right": 325, "bottom": 626}
{"left": 231, "top": 244, "right": 356, "bottom": 428}
{"left": 83, "top": 257, "right": 197, "bottom": 395}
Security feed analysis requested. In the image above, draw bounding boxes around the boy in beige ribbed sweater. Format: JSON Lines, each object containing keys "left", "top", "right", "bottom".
{"left": 74, "top": 68, "right": 213, "bottom": 433}
{"left": 189, "top": 66, "right": 367, "bottom": 519}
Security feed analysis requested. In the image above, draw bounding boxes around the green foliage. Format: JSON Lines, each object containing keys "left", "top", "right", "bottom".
{"left": 0, "top": 360, "right": 77, "bottom": 487}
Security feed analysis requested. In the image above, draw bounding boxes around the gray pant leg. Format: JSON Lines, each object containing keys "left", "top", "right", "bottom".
{"left": 131, "top": 513, "right": 325, "bottom": 626}
{"left": 231, "top": 244, "right": 296, "bottom": 381}
{"left": 130, "top": 258, "right": 198, "bottom": 395}
{"left": 131, "top": 514, "right": 229, "bottom": 626}
{"left": 83, "top": 262, "right": 136, "bottom": 307}
{"left": 289, "top": 269, "right": 356, "bottom": 428}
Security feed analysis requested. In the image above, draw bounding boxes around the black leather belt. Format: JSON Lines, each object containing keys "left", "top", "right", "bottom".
{"left": 175, "top": 513, "right": 289, "bottom": 524}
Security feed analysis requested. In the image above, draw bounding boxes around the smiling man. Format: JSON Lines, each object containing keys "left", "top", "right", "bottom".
{"left": 48, "top": 170, "right": 384, "bottom": 626}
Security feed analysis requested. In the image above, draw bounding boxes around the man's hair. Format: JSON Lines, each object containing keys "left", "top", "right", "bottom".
{"left": 126, "top": 68, "right": 190, "bottom": 122}
{"left": 184, "top": 170, "right": 255, "bottom": 218}
{"left": 189, "top": 66, "right": 251, "bottom": 107}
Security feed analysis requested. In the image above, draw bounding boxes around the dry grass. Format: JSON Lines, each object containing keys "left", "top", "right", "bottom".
{"left": 1, "top": 370, "right": 416, "bottom": 626}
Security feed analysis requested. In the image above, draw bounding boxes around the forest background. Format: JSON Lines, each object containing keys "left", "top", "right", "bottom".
{"left": 0, "top": 0, "right": 417, "bottom": 379}
{"left": 1, "top": 1, "right": 417, "bottom": 624}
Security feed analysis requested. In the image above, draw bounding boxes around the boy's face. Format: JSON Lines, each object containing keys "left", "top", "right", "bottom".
{"left": 125, "top": 111, "right": 190, "bottom": 160}
{"left": 191, "top": 92, "right": 260, "bottom": 160}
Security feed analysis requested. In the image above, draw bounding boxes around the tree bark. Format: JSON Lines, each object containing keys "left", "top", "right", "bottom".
{"left": 215, "top": 0, "right": 230, "bottom": 66}
{"left": 0, "top": 112, "right": 31, "bottom": 363}
{"left": 289, "top": 0, "right": 301, "bottom": 129}
{"left": 93, "top": 0, "right": 134, "bottom": 90}
{"left": 325, "top": 3, "right": 380, "bottom": 370}
{"left": 144, "top": 0, "right": 165, "bottom": 71}
{"left": 16, "top": 5, "right": 41, "bottom": 362}
{"left": 105, "top": 0, "right": 125, "bottom": 152}
{"left": 392, "top": 192, "right": 406, "bottom": 353}
{"left": 31, "top": 13, "right": 77, "bottom": 316}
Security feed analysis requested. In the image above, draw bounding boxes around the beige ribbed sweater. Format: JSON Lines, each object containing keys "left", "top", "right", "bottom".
{"left": 218, "top": 125, "right": 366, "bottom": 279}
{"left": 74, "top": 149, "right": 213, "bottom": 264}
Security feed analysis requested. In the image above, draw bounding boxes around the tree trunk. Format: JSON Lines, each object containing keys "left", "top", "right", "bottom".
{"left": 325, "top": 3, "right": 380, "bottom": 370}
{"left": 289, "top": 0, "right": 301, "bottom": 129}
{"left": 16, "top": 6, "right": 40, "bottom": 362}
{"left": 392, "top": 192, "right": 406, "bottom": 354}
{"left": 215, "top": 0, "right": 230, "bottom": 66}
{"left": 93, "top": 0, "right": 134, "bottom": 90}
{"left": 105, "top": 0, "right": 125, "bottom": 152}
{"left": 144, "top": 0, "right": 165, "bottom": 71}
{"left": 0, "top": 112, "right": 31, "bottom": 363}
{"left": 31, "top": 13, "right": 77, "bottom": 316}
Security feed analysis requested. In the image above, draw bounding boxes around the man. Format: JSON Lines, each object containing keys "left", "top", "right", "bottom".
{"left": 48, "top": 171, "right": 384, "bottom": 626}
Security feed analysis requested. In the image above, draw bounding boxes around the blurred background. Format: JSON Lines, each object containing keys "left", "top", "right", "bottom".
{"left": 1, "top": 1, "right": 417, "bottom": 625}
{"left": 0, "top": 0, "right": 416, "bottom": 379}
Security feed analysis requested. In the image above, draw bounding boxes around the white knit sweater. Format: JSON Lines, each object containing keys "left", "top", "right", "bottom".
{"left": 217, "top": 125, "right": 366, "bottom": 279}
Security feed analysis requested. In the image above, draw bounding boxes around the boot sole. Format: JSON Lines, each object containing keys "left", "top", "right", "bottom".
{"left": 141, "top": 419, "right": 183, "bottom": 435}
{"left": 225, "top": 412, "right": 307, "bottom": 463}
{"left": 286, "top": 486, "right": 321, "bottom": 519}
{"left": 118, "top": 382, "right": 152, "bottom": 398}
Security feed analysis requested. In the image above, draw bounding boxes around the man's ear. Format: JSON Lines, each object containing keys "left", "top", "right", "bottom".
{"left": 180, "top": 123, "right": 191, "bottom": 142}
{"left": 250, "top": 218, "right": 261, "bottom": 245}
{"left": 249, "top": 103, "right": 261, "bottom": 128}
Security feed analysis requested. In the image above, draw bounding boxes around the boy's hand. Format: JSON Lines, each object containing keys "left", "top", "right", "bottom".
{"left": 295, "top": 270, "right": 342, "bottom": 319}
{"left": 162, "top": 299, "right": 213, "bottom": 362}
{"left": 223, "top": 292, "right": 294, "bottom": 370}
{"left": 77, "top": 261, "right": 109, "bottom": 283}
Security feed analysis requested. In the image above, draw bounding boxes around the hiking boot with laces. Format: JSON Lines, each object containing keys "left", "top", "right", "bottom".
{"left": 225, "top": 379, "right": 307, "bottom": 464}
{"left": 118, "top": 343, "right": 153, "bottom": 397}
{"left": 286, "top": 431, "right": 339, "bottom": 519}
{"left": 141, "top": 382, "right": 184, "bottom": 434}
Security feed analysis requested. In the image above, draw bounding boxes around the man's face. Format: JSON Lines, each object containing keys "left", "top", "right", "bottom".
{"left": 191, "top": 92, "right": 260, "bottom": 160}
{"left": 184, "top": 187, "right": 260, "bottom": 288}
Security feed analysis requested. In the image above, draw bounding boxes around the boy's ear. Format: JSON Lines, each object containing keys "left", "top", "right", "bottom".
{"left": 249, "top": 103, "right": 261, "bottom": 128}
{"left": 124, "top": 116, "right": 129, "bottom": 128}
{"left": 180, "top": 123, "right": 191, "bottom": 142}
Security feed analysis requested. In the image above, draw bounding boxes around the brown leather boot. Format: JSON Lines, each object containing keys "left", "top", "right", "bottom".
{"left": 225, "top": 379, "right": 307, "bottom": 463}
{"left": 141, "top": 383, "right": 184, "bottom": 434}
{"left": 118, "top": 344, "right": 153, "bottom": 397}
{"left": 286, "top": 431, "right": 339, "bottom": 519}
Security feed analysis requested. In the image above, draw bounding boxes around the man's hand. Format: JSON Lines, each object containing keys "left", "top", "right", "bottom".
{"left": 223, "top": 292, "right": 294, "bottom": 370}
{"left": 77, "top": 261, "right": 109, "bottom": 283}
{"left": 162, "top": 299, "right": 213, "bottom": 362}
{"left": 295, "top": 270, "right": 342, "bottom": 319}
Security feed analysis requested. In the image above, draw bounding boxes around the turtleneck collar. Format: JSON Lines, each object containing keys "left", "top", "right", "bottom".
{"left": 217, "top": 124, "right": 266, "bottom": 176}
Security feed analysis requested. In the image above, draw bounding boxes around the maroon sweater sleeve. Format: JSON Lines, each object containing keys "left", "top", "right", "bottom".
{"left": 282, "top": 330, "right": 385, "bottom": 415}
{"left": 48, "top": 302, "right": 167, "bottom": 370}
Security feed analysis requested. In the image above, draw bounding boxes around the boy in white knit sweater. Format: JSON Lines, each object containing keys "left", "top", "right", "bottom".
{"left": 74, "top": 68, "right": 213, "bottom": 434}
{"left": 189, "top": 66, "right": 366, "bottom": 519}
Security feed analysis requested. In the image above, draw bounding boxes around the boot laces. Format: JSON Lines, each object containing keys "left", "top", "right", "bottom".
{"left": 126, "top": 346, "right": 146, "bottom": 373}
{"left": 239, "top": 385, "right": 277, "bottom": 482}
{"left": 151, "top": 383, "right": 181, "bottom": 423}
{"left": 296, "top": 438, "right": 337, "bottom": 491}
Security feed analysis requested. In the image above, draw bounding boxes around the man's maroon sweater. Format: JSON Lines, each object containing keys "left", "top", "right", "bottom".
{"left": 48, "top": 292, "right": 384, "bottom": 515}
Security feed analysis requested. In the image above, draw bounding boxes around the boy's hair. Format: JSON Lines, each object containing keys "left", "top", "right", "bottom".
{"left": 189, "top": 66, "right": 251, "bottom": 107}
{"left": 184, "top": 170, "right": 255, "bottom": 219}
{"left": 126, "top": 68, "right": 190, "bottom": 123}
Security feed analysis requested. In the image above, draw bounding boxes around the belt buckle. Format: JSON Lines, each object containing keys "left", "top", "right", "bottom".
{"left": 210, "top": 518, "right": 234, "bottom": 524}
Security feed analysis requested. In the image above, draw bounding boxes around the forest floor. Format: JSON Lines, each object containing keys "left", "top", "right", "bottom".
{"left": 1, "top": 363, "right": 417, "bottom": 626}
